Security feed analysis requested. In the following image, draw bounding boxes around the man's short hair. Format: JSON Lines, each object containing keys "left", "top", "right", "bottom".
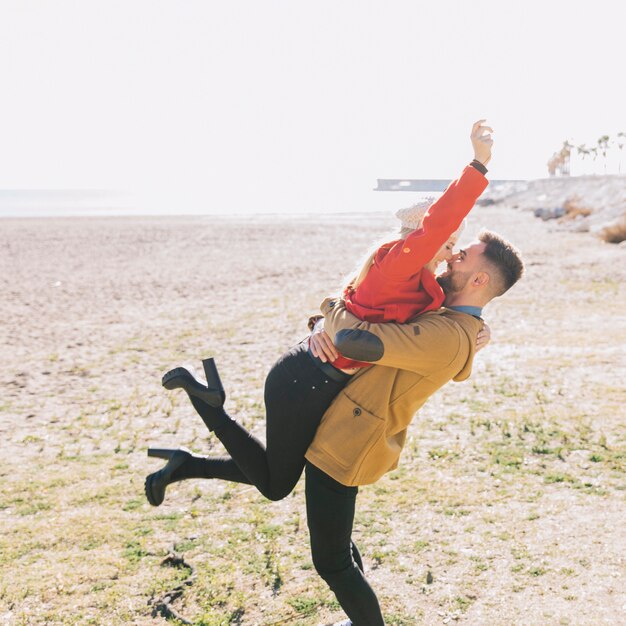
{"left": 478, "top": 231, "right": 524, "bottom": 297}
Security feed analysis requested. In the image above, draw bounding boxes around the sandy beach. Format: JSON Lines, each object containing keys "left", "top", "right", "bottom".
{"left": 1, "top": 203, "right": 624, "bottom": 625}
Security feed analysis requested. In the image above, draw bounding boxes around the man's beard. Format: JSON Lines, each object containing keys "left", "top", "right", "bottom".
{"left": 437, "top": 269, "right": 472, "bottom": 294}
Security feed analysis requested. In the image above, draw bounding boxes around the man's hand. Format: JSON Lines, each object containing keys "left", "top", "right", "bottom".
{"left": 471, "top": 119, "right": 494, "bottom": 166}
{"left": 309, "top": 329, "right": 339, "bottom": 363}
{"left": 476, "top": 321, "right": 492, "bottom": 352}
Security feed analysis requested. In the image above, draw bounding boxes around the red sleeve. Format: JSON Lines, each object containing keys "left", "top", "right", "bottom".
{"left": 375, "top": 165, "right": 488, "bottom": 279}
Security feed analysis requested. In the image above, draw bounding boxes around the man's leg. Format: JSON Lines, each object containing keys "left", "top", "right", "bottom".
{"left": 305, "top": 462, "right": 385, "bottom": 625}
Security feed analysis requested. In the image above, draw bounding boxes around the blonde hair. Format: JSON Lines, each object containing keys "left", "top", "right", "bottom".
{"left": 342, "top": 199, "right": 435, "bottom": 292}
{"left": 343, "top": 226, "right": 412, "bottom": 292}
{"left": 342, "top": 212, "right": 466, "bottom": 293}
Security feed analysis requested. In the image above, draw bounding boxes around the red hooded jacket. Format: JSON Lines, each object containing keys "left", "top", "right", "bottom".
{"left": 332, "top": 163, "right": 488, "bottom": 369}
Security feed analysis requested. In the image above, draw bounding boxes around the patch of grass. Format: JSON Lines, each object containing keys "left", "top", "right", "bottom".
{"left": 469, "top": 555, "right": 488, "bottom": 573}
{"left": 255, "top": 523, "right": 282, "bottom": 541}
{"left": 490, "top": 444, "right": 524, "bottom": 469}
{"left": 287, "top": 595, "right": 323, "bottom": 615}
{"left": 16, "top": 500, "right": 52, "bottom": 516}
{"left": 174, "top": 537, "right": 200, "bottom": 552}
{"left": 544, "top": 473, "right": 576, "bottom": 484}
{"left": 442, "top": 506, "right": 471, "bottom": 517}
{"left": 384, "top": 613, "right": 419, "bottom": 625}
{"left": 428, "top": 447, "right": 460, "bottom": 461}
{"left": 81, "top": 538, "right": 104, "bottom": 551}
{"left": 123, "top": 540, "right": 148, "bottom": 563}
{"left": 122, "top": 499, "right": 144, "bottom": 512}
{"left": 21, "top": 435, "right": 42, "bottom": 444}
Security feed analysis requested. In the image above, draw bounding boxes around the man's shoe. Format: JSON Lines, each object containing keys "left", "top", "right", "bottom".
{"left": 144, "top": 447, "right": 192, "bottom": 506}
{"left": 162, "top": 361, "right": 225, "bottom": 407}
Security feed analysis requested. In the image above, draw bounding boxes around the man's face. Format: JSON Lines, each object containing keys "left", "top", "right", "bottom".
{"left": 436, "top": 241, "right": 487, "bottom": 294}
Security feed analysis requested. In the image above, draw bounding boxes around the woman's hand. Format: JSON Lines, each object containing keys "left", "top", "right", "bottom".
{"left": 309, "top": 329, "right": 339, "bottom": 363}
{"left": 471, "top": 119, "right": 494, "bottom": 166}
{"left": 476, "top": 322, "right": 492, "bottom": 352}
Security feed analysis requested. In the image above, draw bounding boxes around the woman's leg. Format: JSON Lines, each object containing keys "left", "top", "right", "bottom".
{"left": 171, "top": 343, "right": 349, "bottom": 500}
{"left": 166, "top": 454, "right": 252, "bottom": 486}
{"left": 305, "top": 462, "right": 385, "bottom": 625}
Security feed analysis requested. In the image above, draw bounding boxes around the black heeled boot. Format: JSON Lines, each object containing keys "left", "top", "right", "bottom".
{"left": 161, "top": 358, "right": 226, "bottom": 408}
{"left": 144, "top": 447, "right": 193, "bottom": 506}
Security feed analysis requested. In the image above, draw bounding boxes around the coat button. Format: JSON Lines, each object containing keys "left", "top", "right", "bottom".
{"left": 353, "top": 408, "right": 362, "bottom": 416}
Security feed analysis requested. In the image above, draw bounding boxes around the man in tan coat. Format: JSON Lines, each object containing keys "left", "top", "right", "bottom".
{"left": 304, "top": 231, "right": 524, "bottom": 625}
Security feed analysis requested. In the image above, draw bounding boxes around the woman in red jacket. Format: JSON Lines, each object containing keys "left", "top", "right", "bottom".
{"left": 317, "top": 150, "right": 489, "bottom": 371}
{"left": 145, "top": 120, "right": 493, "bottom": 505}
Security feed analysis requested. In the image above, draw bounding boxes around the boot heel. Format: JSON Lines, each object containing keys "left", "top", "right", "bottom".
{"left": 148, "top": 448, "right": 177, "bottom": 460}
{"left": 202, "top": 358, "right": 225, "bottom": 403}
{"left": 145, "top": 447, "right": 192, "bottom": 506}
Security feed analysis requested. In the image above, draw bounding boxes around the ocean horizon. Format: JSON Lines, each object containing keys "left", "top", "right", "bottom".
{"left": 0, "top": 189, "right": 441, "bottom": 218}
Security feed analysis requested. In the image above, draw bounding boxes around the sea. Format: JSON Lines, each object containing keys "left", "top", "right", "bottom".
{"left": 0, "top": 189, "right": 441, "bottom": 219}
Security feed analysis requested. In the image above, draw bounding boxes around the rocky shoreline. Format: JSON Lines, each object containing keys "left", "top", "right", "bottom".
{"left": 480, "top": 175, "right": 626, "bottom": 243}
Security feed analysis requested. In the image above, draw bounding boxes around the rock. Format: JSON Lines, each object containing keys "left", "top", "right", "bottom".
{"left": 570, "top": 221, "right": 590, "bottom": 232}
{"left": 534, "top": 207, "right": 566, "bottom": 220}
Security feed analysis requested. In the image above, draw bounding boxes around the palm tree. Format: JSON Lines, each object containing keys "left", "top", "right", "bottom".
{"left": 597, "top": 135, "right": 611, "bottom": 173}
{"left": 559, "top": 140, "right": 573, "bottom": 175}
{"left": 577, "top": 144, "right": 590, "bottom": 174}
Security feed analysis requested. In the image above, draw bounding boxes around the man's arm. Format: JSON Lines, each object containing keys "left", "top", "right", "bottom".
{"left": 309, "top": 314, "right": 491, "bottom": 360}
{"left": 321, "top": 297, "right": 463, "bottom": 374}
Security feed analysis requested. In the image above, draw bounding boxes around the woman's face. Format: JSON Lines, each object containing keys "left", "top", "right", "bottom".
{"left": 433, "top": 236, "right": 458, "bottom": 265}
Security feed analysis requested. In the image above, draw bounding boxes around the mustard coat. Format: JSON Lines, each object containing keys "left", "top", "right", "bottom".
{"left": 305, "top": 298, "right": 483, "bottom": 486}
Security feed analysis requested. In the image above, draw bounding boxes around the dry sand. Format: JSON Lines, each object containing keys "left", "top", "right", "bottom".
{"left": 0, "top": 204, "right": 624, "bottom": 625}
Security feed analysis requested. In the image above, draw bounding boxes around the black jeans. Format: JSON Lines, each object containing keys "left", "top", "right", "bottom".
{"left": 305, "top": 462, "right": 385, "bottom": 625}
{"left": 183, "top": 342, "right": 351, "bottom": 501}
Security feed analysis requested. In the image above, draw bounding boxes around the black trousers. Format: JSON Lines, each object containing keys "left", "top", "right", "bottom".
{"left": 305, "top": 462, "right": 385, "bottom": 625}
{"left": 182, "top": 342, "right": 351, "bottom": 501}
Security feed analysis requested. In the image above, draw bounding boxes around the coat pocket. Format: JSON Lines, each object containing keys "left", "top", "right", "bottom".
{"left": 315, "top": 393, "right": 385, "bottom": 472}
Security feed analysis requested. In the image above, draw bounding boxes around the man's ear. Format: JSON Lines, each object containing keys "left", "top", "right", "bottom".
{"left": 473, "top": 271, "right": 490, "bottom": 288}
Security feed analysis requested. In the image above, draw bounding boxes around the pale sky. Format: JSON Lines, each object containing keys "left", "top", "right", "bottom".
{"left": 0, "top": 0, "right": 623, "bottom": 213}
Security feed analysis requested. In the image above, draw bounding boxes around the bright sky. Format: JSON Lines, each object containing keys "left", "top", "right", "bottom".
{"left": 1, "top": 0, "right": 623, "bottom": 213}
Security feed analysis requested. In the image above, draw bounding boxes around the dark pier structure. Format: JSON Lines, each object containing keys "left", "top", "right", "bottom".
{"left": 374, "top": 179, "right": 524, "bottom": 191}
